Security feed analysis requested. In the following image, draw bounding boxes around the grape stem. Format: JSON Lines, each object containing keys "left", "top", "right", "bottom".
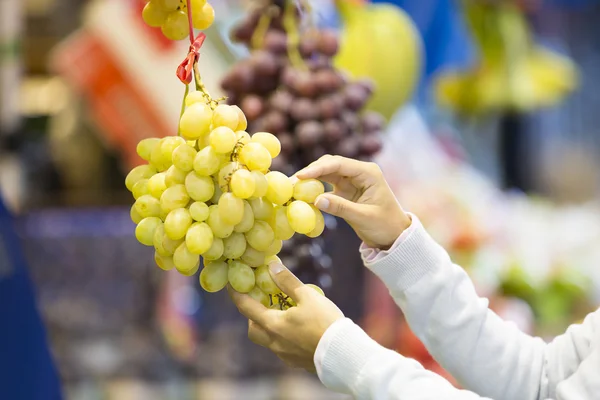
{"left": 192, "top": 61, "right": 227, "bottom": 110}
{"left": 178, "top": 84, "right": 190, "bottom": 137}
{"left": 283, "top": 0, "right": 307, "bottom": 70}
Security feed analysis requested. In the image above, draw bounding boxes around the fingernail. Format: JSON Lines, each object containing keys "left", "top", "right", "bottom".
{"left": 315, "top": 196, "right": 329, "bottom": 211}
{"left": 268, "top": 261, "right": 285, "bottom": 275}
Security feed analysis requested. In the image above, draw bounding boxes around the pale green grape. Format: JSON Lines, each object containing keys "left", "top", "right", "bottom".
{"left": 161, "top": 11, "right": 189, "bottom": 41}
{"left": 265, "top": 239, "right": 282, "bottom": 257}
{"left": 125, "top": 164, "right": 156, "bottom": 192}
{"left": 293, "top": 179, "right": 325, "bottom": 203}
{"left": 164, "top": 208, "right": 192, "bottom": 240}
{"left": 155, "top": 252, "right": 176, "bottom": 271}
{"left": 202, "top": 237, "right": 224, "bottom": 260}
{"left": 228, "top": 261, "right": 255, "bottom": 293}
{"left": 248, "top": 286, "right": 270, "bottom": 307}
{"left": 218, "top": 162, "right": 240, "bottom": 188}
{"left": 239, "top": 142, "right": 272, "bottom": 171}
{"left": 180, "top": 103, "right": 213, "bottom": 139}
{"left": 249, "top": 197, "right": 274, "bottom": 221}
{"left": 307, "top": 206, "right": 325, "bottom": 238}
{"left": 135, "top": 195, "right": 161, "bottom": 218}
{"left": 250, "top": 171, "right": 268, "bottom": 198}
{"left": 270, "top": 205, "right": 294, "bottom": 240}
{"left": 173, "top": 242, "right": 200, "bottom": 275}
{"left": 211, "top": 104, "right": 239, "bottom": 130}
{"left": 137, "top": 138, "right": 160, "bottom": 161}
{"left": 185, "top": 172, "right": 214, "bottom": 202}
{"left": 162, "top": 234, "right": 184, "bottom": 255}
{"left": 306, "top": 284, "right": 325, "bottom": 296}
{"left": 287, "top": 200, "right": 316, "bottom": 234}
{"left": 218, "top": 154, "right": 231, "bottom": 168}
{"left": 235, "top": 130, "right": 251, "bottom": 145}
{"left": 207, "top": 205, "right": 234, "bottom": 238}
{"left": 160, "top": 184, "right": 190, "bottom": 213}
{"left": 189, "top": 201, "right": 210, "bottom": 222}
{"left": 230, "top": 169, "right": 255, "bottom": 199}
{"left": 241, "top": 246, "right": 265, "bottom": 267}
{"left": 185, "top": 91, "right": 205, "bottom": 107}
{"left": 193, "top": 146, "right": 220, "bottom": 176}
{"left": 192, "top": 2, "right": 215, "bottom": 30}
{"left": 232, "top": 106, "right": 247, "bottom": 131}
{"left": 142, "top": 1, "right": 168, "bottom": 27}
{"left": 218, "top": 192, "right": 244, "bottom": 225}
{"left": 255, "top": 265, "right": 279, "bottom": 294}
{"left": 251, "top": 132, "right": 281, "bottom": 158}
{"left": 135, "top": 217, "right": 162, "bottom": 246}
{"left": 132, "top": 179, "right": 150, "bottom": 199}
{"left": 157, "top": 0, "right": 180, "bottom": 11}
{"left": 186, "top": 222, "right": 214, "bottom": 254}
{"left": 265, "top": 171, "right": 293, "bottom": 205}
{"left": 245, "top": 220, "right": 274, "bottom": 251}
{"left": 130, "top": 205, "right": 143, "bottom": 224}
{"left": 199, "top": 260, "right": 229, "bottom": 293}
{"left": 150, "top": 136, "right": 185, "bottom": 171}
{"left": 223, "top": 232, "right": 247, "bottom": 259}
{"left": 209, "top": 126, "right": 236, "bottom": 154}
{"left": 153, "top": 223, "right": 171, "bottom": 256}
{"left": 148, "top": 172, "right": 167, "bottom": 199}
{"left": 211, "top": 181, "right": 223, "bottom": 203}
{"left": 172, "top": 143, "right": 197, "bottom": 172}
{"left": 234, "top": 201, "right": 254, "bottom": 233}
{"left": 165, "top": 165, "right": 187, "bottom": 187}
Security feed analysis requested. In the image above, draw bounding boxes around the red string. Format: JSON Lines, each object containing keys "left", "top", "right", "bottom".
{"left": 176, "top": 0, "right": 206, "bottom": 85}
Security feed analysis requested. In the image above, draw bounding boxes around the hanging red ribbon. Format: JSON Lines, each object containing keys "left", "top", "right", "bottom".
{"left": 176, "top": 0, "right": 206, "bottom": 84}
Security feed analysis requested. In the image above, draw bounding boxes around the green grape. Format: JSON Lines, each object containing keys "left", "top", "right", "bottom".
{"left": 265, "top": 171, "right": 293, "bottom": 205}
{"left": 241, "top": 245, "right": 266, "bottom": 267}
{"left": 165, "top": 165, "right": 187, "bottom": 186}
{"left": 185, "top": 91, "right": 206, "bottom": 107}
{"left": 157, "top": 0, "right": 180, "bottom": 11}
{"left": 192, "top": 2, "right": 215, "bottom": 30}
{"left": 160, "top": 184, "right": 190, "bottom": 213}
{"left": 125, "top": 164, "right": 156, "bottom": 192}
{"left": 245, "top": 220, "right": 274, "bottom": 251}
{"left": 232, "top": 106, "right": 248, "bottom": 131}
{"left": 132, "top": 179, "right": 150, "bottom": 199}
{"left": 218, "top": 192, "right": 244, "bottom": 226}
{"left": 189, "top": 201, "right": 210, "bottom": 222}
{"left": 270, "top": 205, "right": 294, "bottom": 240}
{"left": 173, "top": 242, "right": 200, "bottom": 275}
{"left": 161, "top": 11, "right": 189, "bottom": 41}
{"left": 230, "top": 169, "right": 255, "bottom": 199}
{"left": 172, "top": 143, "right": 197, "bottom": 172}
{"left": 137, "top": 138, "right": 160, "bottom": 161}
{"left": 293, "top": 179, "right": 325, "bottom": 204}
{"left": 130, "top": 205, "right": 143, "bottom": 224}
{"left": 218, "top": 154, "right": 231, "bottom": 168}
{"left": 162, "top": 234, "right": 184, "bottom": 255}
{"left": 307, "top": 206, "right": 325, "bottom": 238}
{"left": 211, "top": 181, "right": 223, "bottom": 204}
{"left": 164, "top": 208, "right": 193, "bottom": 240}
{"left": 239, "top": 142, "right": 272, "bottom": 171}
{"left": 223, "top": 232, "right": 247, "bottom": 259}
{"left": 234, "top": 201, "right": 254, "bottom": 233}
{"left": 207, "top": 205, "right": 234, "bottom": 238}
{"left": 265, "top": 239, "right": 282, "bottom": 257}
{"left": 135, "top": 217, "right": 162, "bottom": 246}
{"left": 235, "top": 130, "right": 251, "bottom": 145}
{"left": 150, "top": 136, "right": 185, "bottom": 171}
{"left": 255, "top": 265, "right": 279, "bottom": 295}
{"left": 202, "top": 237, "right": 224, "bottom": 260}
{"left": 248, "top": 286, "right": 270, "bottom": 307}
{"left": 148, "top": 172, "right": 167, "bottom": 199}
{"left": 180, "top": 103, "right": 213, "bottom": 139}
{"left": 186, "top": 222, "right": 214, "bottom": 254}
{"left": 193, "top": 146, "right": 220, "bottom": 176}
{"left": 135, "top": 195, "right": 161, "bottom": 218}
{"left": 185, "top": 172, "right": 214, "bottom": 202}
{"left": 197, "top": 134, "right": 210, "bottom": 150}
{"left": 142, "top": 1, "right": 168, "bottom": 27}
{"left": 218, "top": 162, "right": 240, "bottom": 188}
{"left": 306, "top": 284, "right": 325, "bottom": 296}
{"left": 287, "top": 200, "right": 316, "bottom": 234}
{"left": 199, "top": 260, "right": 229, "bottom": 293}
{"left": 209, "top": 126, "right": 236, "bottom": 154}
{"left": 228, "top": 261, "right": 255, "bottom": 293}
{"left": 251, "top": 132, "right": 281, "bottom": 158}
{"left": 250, "top": 171, "right": 268, "bottom": 198}
{"left": 211, "top": 104, "right": 239, "bottom": 130}
{"left": 155, "top": 252, "right": 176, "bottom": 271}
{"left": 249, "top": 197, "right": 274, "bottom": 221}
{"left": 153, "top": 224, "right": 170, "bottom": 256}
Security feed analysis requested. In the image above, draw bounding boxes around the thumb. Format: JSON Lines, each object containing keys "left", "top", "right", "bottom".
{"left": 314, "top": 193, "right": 365, "bottom": 222}
{"left": 268, "top": 261, "right": 310, "bottom": 304}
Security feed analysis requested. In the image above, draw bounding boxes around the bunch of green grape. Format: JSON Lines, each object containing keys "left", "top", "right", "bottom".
{"left": 126, "top": 92, "right": 326, "bottom": 308}
{"left": 142, "top": 0, "right": 215, "bottom": 41}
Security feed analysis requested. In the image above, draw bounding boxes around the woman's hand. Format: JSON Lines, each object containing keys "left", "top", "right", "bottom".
{"left": 295, "top": 155, "right": 411, "bottom": 250}
{"left": 229, "top": 261, "right": 344, "bottom": 372}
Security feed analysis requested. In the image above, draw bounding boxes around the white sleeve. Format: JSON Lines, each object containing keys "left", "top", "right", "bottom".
{"left": 314, "top": 318, "right": 494, "bottom": 400}
{"left": 363, "top": 214, "right": 599, "bottom": 400}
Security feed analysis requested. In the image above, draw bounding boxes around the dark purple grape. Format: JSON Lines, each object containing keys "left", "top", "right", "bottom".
{"left": 314, "top": 69, "right": 341, "bottom": 93}
{"left": 264, "top": 31, "right": 288, "bottom": 54}
{"left": 262, "top": 110, "right": 288, "bottom": 132}
{"left": 318, "top": 30, "right": 339, "bottom": 57}
{"left": 291, "top": 98, "right": 319, "bottom": 121}
{"left": 276, "top": 132, "right": 295, "bottom": 154}
{"left": 296, "top": 121, "right": 323, "bottom": 147}
{"left": 250, "top": 50, "right": 280, "bottom": 77}
{"left": 299, "top": 34, "right": 318, "bottom": 57}
{"left": 254, "top": 76, "right": 279, "bottom": 94}
{"left": 281, "top": 66, "right": 299, "bottom": 88}
{"left": 319, "top": 95, "right": 343, "bottom": 119}
{"left": 336, "top": 136, "right": 360, "bottom": 158}
{"left": 344, "top": 84, "right": 369, "bottom": 111}
{"left": 309, "top": 146, "right": 328, "bottom": 160}
{"left": 241, "top": 95, "right": 264, "bottom": 121}
{"left": 360, "top": 134, "right": 383, "bottom": 155}
{"left": 269, "top": 89, "right": 294, "bottom": 113}
{"left": 221, "top": 63, "right": 254, "bottom": 92}
{"left": 341, "top": 111, "right": 360, "bottom": 132}
{"left": 361, "top": 111, "right": 386, "bottom": 133}
{"left": 230, "top": 15, "right": 258, "bottom": 43}
{"left": 357, "top": 78, "right": 376, "bottom": 96}
{"left": 293, "top": 72, "right": 319, "bottom": 98}
{"left": 323, "top": 119, "right": 346, "bottom": 142}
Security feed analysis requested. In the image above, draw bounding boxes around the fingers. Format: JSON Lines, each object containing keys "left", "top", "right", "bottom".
{"left": 229, "top": 286, "right": 276, "bottom": 327}
{"left": 314, "top": 193, "right": 368, "bottom": 221}
{"left": 295, "top": 155, "right": 369, "bottom": 181}
{"left": 248, "top": 320, "right": 271, "bottom": 347}
{"left": 268, "top": 261, "right": 312, "bottom": 304}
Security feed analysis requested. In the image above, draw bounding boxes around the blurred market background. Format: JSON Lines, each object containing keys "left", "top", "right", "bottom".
{"left": 1, "top": 0, "right": 600, "bottom": 398}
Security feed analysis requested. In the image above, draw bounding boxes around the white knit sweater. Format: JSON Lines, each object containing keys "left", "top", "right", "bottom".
{"left": 314, "top": 215, "right": 600, "bottom": 399}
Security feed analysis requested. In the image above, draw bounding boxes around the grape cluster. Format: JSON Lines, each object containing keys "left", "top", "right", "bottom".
{"left": 142, "top": 0, "right": 215, "bottom": 41}
{"left": 126, "top": 95, "right": 325, "bottom": 308}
